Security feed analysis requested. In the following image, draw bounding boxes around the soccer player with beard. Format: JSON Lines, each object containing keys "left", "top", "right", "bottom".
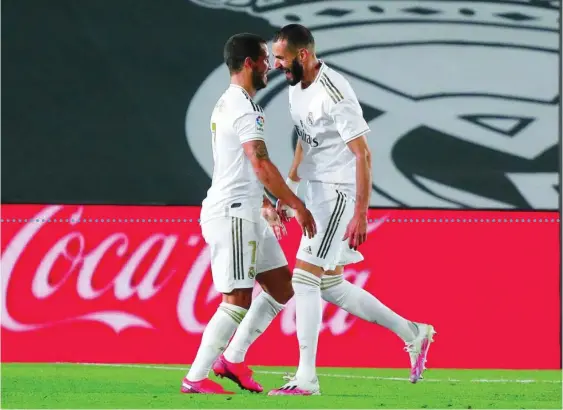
{"left": 263, "top": 24, "right": 436, "bottom": 395}
{"left": 209, "top": 27, "right": 435, "bottom": 397}
{"left": 180, "top": 33, "right": 316, "bottom": 395}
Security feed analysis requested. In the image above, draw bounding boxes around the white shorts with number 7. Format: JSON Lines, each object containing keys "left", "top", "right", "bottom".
{"left": 201, "top": 215, "right": 288, "bottom": 294}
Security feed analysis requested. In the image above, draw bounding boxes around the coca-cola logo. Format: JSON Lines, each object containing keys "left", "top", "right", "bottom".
{"left": 2, "top": 206, "right": 177, "bottom": 332}
{"left": 1, "top": 205, "right": 386, "bottom": 336}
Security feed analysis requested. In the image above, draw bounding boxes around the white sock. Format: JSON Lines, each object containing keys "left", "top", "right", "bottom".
{"left": 186, "top": 302, "right": 247, "bottom": 381}
{"left": 292, "top": 268, "right": 322, "bottom": 381}
{"left": 321, "top": 275, "right": 418, "bottom": 342}
{"left": 223, "top": 291, "right": 285, "bottom": 363}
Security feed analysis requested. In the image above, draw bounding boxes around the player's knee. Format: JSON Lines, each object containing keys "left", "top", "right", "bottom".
{"left": 324, "top": 265, "right": 344, "bottom": 276}
{"left": 256, "top": 265, "right": 294, "bottom": 304}
{"left": 319, "top": 273, "right": 345, "bottom": 304}
{"left": 263, "top": 277, "right": 294, "bottom": 304}
{"left": 277, "top": 281, "right": 294, "bottom": 304}
{"left": 291, "top": 268, "right": 322, "bottom": 294}
{"left": 222, "top": 289, "right": 253, "bottom": 310}
{"left": 294, "top": 259, "right": 324, "bottom": 277}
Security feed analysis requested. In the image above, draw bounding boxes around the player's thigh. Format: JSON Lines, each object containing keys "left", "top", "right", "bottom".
{"left": 255, "top": 217, "right": 288, "bottom": 274}
{"left": 296, "top": 188, "right": 355, "bottom": 271}
{"left": 201, "top": 216, "right": 259, "bottom": 294}
{"left": 254, "top": 217, "right": 292, "bottom": 302}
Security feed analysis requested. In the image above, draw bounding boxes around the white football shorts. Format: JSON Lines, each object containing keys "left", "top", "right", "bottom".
{"left": 296, "top": 180, "right": 364, "bottom": 271}
{"left": 201, "top": 215, "right": 288, "bottom": 293}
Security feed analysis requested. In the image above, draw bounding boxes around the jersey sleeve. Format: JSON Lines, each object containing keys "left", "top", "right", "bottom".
{"left": 233, "top": 111, "right": 266, "bottom": 144}
{"left": 327, "top": 81, "right": 371, "bottom": 143}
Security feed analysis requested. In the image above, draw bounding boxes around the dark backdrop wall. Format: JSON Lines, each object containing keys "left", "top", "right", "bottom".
{"left": 2, "top": 0, "right": 560, "bottom": 209}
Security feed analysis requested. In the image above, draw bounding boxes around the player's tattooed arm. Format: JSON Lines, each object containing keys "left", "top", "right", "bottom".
{"left": 242, "top": 139, "right": 303, "bottom": 211}
{"left": 254, "top": 141, "right": 269, "bottom": 160}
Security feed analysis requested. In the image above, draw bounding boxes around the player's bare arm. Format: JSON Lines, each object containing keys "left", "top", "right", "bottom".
{"left": 254, "top": 141, "right": 269, "bottom": 160}
{"left": 288, "top": 142, "right": 303, "bottom": 182}
{"left": 242, "top": 139, "right": 297, "bottom": 205}
{"left": 242, "top": 139, "right": 317, "bottom": 238}
{"left": 343, "top": 135, "right": 371, "bottom": 249}
{"left": 277, "top": 143, "right": 303, "bottom": 222}
{"left": 347, "top": 135, "right": 372, "bottom": 215}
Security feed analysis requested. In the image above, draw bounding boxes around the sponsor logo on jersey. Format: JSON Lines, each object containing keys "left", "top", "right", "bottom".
{"left": 255, "top": 115, "right": 264, "bottom": 132}
{"left": 296, "top": 120, "right": 319, "bottom": 147}
{"left": 185, "top": 0, "right": 559, "bottom": 210}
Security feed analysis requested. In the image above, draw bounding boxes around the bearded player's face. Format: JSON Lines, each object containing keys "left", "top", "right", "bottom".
{"left": 272, "top": 40, "right": 304, "bottom": 86}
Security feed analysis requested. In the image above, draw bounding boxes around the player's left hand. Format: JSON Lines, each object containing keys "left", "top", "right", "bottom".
{"left": 343, "top": 212, "right": 368, "bottom": 250}
{"left": 261, "top": 205, "right": 288, "bottom": 240}
{"left": 275, "top": 199, "right": 296, "bottom": 222}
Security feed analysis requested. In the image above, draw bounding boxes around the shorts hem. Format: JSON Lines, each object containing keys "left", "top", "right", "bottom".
{"left": 256, "top": 261, "right": 288, "bottom": 274}
{"left": 296, "top": 251, "right": 337, "bottom": 271}
{"left": 214, "top": 284, "right": 255, "bottom": 294}
{"left": 337, "top": 251, "right": 364, "bottom": 266}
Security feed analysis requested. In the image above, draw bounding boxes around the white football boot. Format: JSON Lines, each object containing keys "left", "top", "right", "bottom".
{"left": 268, "top": 373, "right": 321, "bottom": 396}
{"left": 405, "top": 323, "right": 436, "bottom": 383}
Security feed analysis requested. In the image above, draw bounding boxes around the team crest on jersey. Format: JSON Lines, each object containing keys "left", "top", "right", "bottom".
{"left": 255, "top": 115, "right": 264, "bottom": 132}
{"left": 185, "top": 0, "right": 559, "bottom": 210}
{"left": 306, "top": 112, "right": 314, "bottom": 127}
{"left": 248, "top": 266, "right": 256, "bottom": 279}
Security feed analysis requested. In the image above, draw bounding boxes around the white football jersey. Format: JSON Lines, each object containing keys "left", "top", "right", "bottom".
{"left": 289, "top": 62, "right": 370, "bottom": 189}
{"left": 200, "top": 84, "right": 266, "bottom": 223}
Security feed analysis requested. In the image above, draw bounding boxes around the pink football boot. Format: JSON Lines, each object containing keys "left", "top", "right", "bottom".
{"left": 212, "top": 355, "right": 263, "bottom": 393}
{"left": 180, "top": 377, "right": 234, "bottom": 394}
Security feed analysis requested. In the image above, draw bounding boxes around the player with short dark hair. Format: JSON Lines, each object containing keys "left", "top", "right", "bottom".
{"left": 223, "top": 33, "right": 268, "bottom": 74}
{"left": 180, "top": 32, "right": 316, "bottom": 395}
{"left": 272, "top": 23, "right": 315, "bottom": 52}
{"left": 207, "top": 26, "right": 435, "bottom": 396}
{"left": 266, "top": 23, "right": 436, "bottom": 395}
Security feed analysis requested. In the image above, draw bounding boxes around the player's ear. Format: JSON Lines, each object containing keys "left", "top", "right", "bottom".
{"left": 298, "top": 48, "right": 309, "bottom": 62}
{"left": 243, "top": 56, "right": 255, "bottom": 69}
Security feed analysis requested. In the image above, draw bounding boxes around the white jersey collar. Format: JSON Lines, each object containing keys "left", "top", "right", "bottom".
{"left": 312, "top": 60, "right": 327, "bottom": 84}
{"left": 229, "top": 83, "right": 253, "bottom": 99}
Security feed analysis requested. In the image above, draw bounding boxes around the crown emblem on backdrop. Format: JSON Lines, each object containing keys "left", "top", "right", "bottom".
{"left": 189, "top": 0, "right": 559, "bottom": 30}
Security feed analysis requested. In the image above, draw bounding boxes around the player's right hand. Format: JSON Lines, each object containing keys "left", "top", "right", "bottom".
{"left": 294, "top": 204, "right": 317, "bottom": 239}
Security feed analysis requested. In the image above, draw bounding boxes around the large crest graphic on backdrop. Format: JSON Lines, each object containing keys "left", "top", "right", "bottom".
{"left": 185, "top": 0, "right": 559, "bottom": 209}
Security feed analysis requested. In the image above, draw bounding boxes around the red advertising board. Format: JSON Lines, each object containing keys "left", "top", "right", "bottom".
{"left": 1, "top": 204, "right": 560, "bottom": 369}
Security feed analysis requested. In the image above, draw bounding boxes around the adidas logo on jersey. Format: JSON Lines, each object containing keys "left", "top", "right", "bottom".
{"left": 302, "top": 246, "right": 312, "bottom": 254}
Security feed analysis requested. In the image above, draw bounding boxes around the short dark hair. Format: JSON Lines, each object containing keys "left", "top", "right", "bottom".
{"left": 223, "top": 33, "right": 266, "bottom": 74}
{"left": 272, "top": 24, "right": 315, "bottom": 51}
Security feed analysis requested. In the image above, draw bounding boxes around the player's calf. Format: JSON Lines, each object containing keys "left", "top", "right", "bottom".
{"left": 291, "top": 263, "right": 323, "bottom": 382}
{"left": 181, "top": 289, "right": 253, "bottom": 393}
